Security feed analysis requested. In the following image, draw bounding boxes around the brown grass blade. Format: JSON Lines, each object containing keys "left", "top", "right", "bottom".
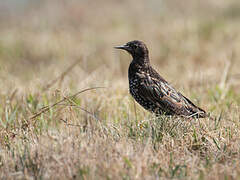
{"left": 30, "top": 87, "right": 105, "bottom": 120}
{"left": 42, "top": 58, "right": 82, "bottom": 91}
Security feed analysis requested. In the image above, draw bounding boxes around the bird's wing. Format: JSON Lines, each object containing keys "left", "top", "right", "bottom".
{"left": 135, "top": 72, "right": 205, "bottom": 117}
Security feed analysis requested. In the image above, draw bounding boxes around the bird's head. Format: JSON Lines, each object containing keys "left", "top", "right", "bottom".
{"left": 114, "top": 40, "right": 149, "bottom": 59}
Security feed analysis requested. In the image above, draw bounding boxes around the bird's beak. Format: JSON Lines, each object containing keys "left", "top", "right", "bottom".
{"left": 114, "top": 44, "right": 129, "bottom": 51}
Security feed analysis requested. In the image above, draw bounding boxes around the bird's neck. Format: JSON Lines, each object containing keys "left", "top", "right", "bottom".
{"left": 129, "top": 57, "right": 150, "bottom": 76}
{"left": 132, "top": 54, "right": 150, "bottom": 66}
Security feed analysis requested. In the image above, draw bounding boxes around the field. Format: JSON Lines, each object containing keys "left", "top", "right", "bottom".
{"left": 0, "top": 0, "right": 240, "bottom": 179}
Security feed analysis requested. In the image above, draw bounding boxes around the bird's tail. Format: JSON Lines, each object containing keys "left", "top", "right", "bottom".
{"left": 187, "top": 108, "right": 207, "bottom": 118}
{"left": 182, "top": 94, "right": 207, "bottom": 118}
{"left": 196, "top": 108, "right": 208, "bottom": 118}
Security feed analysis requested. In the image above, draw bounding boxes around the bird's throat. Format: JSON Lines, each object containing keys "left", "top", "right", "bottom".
{"left": 132, "top": 56, "right": 150, "bottom": 67}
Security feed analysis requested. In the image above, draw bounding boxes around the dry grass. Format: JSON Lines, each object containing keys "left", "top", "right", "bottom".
{"left": 0, "top": 0, "right": 240, "bottom": 179}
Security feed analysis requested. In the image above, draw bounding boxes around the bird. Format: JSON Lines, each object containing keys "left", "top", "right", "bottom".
{"left": 114, "top": 40, "right": 207, "bottom": 118}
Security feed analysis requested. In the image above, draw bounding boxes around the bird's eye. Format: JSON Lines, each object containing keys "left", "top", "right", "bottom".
{"left": 132, "top": 45, "right": 137, "bottom": 49}
{"left": 127, "top": 43, "right": 137, "bottom": 49}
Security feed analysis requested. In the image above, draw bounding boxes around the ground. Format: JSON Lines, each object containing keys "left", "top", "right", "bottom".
{"left": 0, "top": 0, "right": 240, "bottom": 179}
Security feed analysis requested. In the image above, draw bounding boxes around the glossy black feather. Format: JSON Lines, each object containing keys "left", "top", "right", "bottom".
{"left": 115, "top": 40, "right": 207, "bottom": 118}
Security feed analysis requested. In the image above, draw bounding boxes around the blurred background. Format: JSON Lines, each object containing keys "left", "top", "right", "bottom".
{"left": 1, "top": 1, "right": 240, "bottom": 178}
{"left": 0, "top": 0, "right": 239, "bottom": 103}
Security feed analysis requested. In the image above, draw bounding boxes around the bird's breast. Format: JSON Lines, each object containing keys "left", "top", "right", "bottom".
{"left": 129, "top": 76, "right": 140, "bottom": 90}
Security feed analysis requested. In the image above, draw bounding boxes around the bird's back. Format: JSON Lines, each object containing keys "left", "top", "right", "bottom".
{"left": 128, "top": 61, "right": 207, "bottom": 118}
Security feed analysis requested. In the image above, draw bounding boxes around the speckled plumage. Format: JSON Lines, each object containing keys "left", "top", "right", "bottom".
{"left": 115, "top": 40, "right": 207, "bottom": 118}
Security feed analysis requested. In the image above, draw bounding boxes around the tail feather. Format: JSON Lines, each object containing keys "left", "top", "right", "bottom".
{"left": 181, "top": 94, "right": 207, "bottom": 118}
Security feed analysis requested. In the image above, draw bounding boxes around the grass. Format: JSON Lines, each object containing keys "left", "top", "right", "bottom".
{"left": 0, "top": 0, "right": 240, "bottom": 179}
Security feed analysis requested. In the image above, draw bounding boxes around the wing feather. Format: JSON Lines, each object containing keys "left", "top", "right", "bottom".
{"left": 135, "top": 72, "right": 205, "bottom": 117}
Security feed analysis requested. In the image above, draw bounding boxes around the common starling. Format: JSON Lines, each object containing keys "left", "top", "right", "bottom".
{"left": 115, "top": 40, "right": 207, "bottom": 118}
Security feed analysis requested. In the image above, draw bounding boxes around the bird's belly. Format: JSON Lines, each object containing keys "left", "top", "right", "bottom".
{"left": 129, "top": 79, "right": 159, "bottom": 113}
